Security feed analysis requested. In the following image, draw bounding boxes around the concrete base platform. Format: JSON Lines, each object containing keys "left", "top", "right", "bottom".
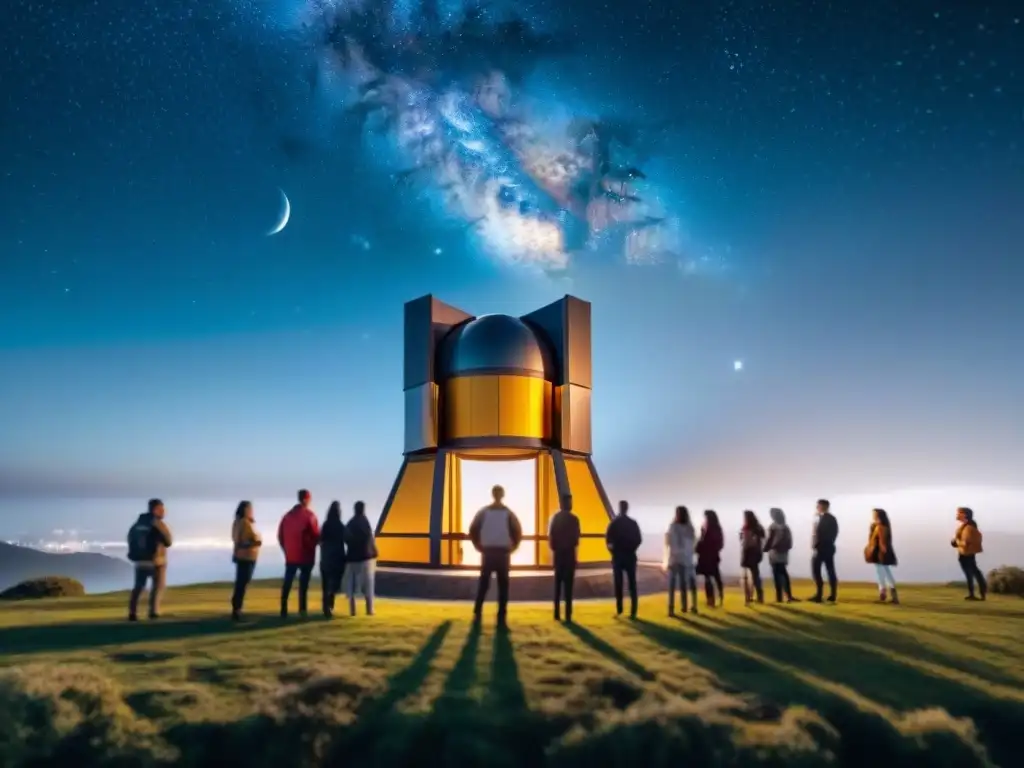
{"left": 375, "top": 563, "right": 667, "bottom": 601}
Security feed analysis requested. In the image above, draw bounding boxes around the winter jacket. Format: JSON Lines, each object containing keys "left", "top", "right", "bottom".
{"left": 953, "top": 521, "right": 983, "bottom": 556}
{"left": 345, "top": 515, "right": 377, "bottom": 562}
{"left": 764, "top": 523, "right": 793, "bottom": 565}
{"left": 696, "top": 524, "right": 723, "bottom": 575}
{"left": 319, "top": 515, "right": 347, "bottom": 572}
{"left": 812, "top": 511, "right": 839, "bottom": 556}
{"left": 548, "top": 509, "right": 581, "bottom": 559}
{"left": 740, "top": 525, "right": 765, "bottom": 569}
{"left": 469, "top": 504, "right": 523, "bottom": 552}
{"left": 232, "top": 518, "right": 262, "bottom": 563}
{"left": 131, "top": 513, "right": 173, "bottom": 567}
{"left": 663, "top": 522, "right": 695, "bottom": 569}
{"left": 606, "top": 514, "right": 642, "bottom": 565}
{"left": 864, "top": 522, "right": 897, "bottom": 566}
{"left": 278, "top": 505, "right": 320, "bottom": 566}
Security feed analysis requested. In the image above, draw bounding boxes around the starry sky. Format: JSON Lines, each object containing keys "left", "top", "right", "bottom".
{"left": 1, "top": 0, "right": 1022, "bottom": 544}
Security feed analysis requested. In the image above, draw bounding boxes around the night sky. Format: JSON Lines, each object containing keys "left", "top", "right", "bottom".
{"left": 1, "top": 0, "right": 1022, "bottom": 545}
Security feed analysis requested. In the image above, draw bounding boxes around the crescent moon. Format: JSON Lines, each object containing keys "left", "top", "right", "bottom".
{"left": 267, "top": 189, "right": 290, "bottom": 236}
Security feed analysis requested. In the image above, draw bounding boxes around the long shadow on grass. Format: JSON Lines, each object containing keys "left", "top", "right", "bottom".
{"left": 724, "top": 612, "right": 1024, "bottom": 765}
{"left": 0, "top": 615, "right": 286, "bottom": 656}
{"left": 630, "top": 618, "right": 994, "bottom": 767}
{"left": 766, "top": 606, "right": 1024, "bottom": 686}
{"left": 168, "top": 621, "right": 454, "bottom": 767}
{"left": 562, "top": 622, "right": 655, "bottom": 681}
{"left": 341, "top": 623, "right": 547, "bottom": 767}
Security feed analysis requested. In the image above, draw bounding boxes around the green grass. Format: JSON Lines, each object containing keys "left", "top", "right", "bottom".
{"left": 1, "top": 579, "right": 1023, "bottom": 767}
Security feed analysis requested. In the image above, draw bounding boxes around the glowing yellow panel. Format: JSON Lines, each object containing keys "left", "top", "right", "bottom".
{"left": 498, "top": 375, "right": 531, "bottom": 436}
{"left": 535, "top": 452, "right": 561, "bottom": 566}
{"left": 578, "top": 537, "right": 609, "bottom": 563}
{"left": 564, "top": 456, "right": 612, "bottom": 548}
{"left": 468, "top": 375, "right": 500, "bottom": 436}
{"left": 378, "top": 458, "right": 435, "bottom": 534}
{"left": 443, "top": 377, "right": 472, "bottom": 439}
{"left": 376, "top": 537, "right": 431, "bottom": 564}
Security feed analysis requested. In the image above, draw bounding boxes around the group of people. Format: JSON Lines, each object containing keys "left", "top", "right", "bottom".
{"left": 123, "top": 490, "right": 990, "bottom": 624}
{"left": 125, "top": 490, "right": 379, "bottom": 621}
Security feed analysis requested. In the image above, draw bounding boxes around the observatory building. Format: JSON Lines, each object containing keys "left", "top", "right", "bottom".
{"left": 374, "top": 294, "right": 614, "bottom": 569}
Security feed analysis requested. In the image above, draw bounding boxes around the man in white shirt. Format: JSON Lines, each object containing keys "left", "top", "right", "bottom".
{"left": 469, "top": 485, "right": 523, "bottom": 629}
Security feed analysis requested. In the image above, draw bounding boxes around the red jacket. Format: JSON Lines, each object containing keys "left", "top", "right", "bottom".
{"left": 278, "top": 505, "right": 320, "bottom": 565}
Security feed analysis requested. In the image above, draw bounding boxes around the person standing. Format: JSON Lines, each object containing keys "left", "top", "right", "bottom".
{"left": 865, "top": 508, "right": 899, "bottom": 603}
{"left": 952, "top": 507, "right": 986, "bottom": 601}
{"left": 278, "top": 489, "right": 320, "bottom": 618}
{"left": 606, "top": 500, "right": 643, "bottom": 618}
{"left": 764, "top": 507, "right": 795, "bottom": 603}
{"left": 696, "top": 510, "right": 725, "bottom": 607}
{"left": 740, "top": 510, "right": 766, "bottom": 604}
{"left": 469, "top": 485, "right": 523, "bottom": 629}
{"left": 343, "top": 501, "right": 377, "bottom": 616}
{"left": 230, "top": 500, "right": 262, "bottom": 621}
{"left": 664, "top": 506, "right": 698, "bottom": 616}
{"left": 319, "top": 501, "right": 347, "bottom": 618}
{"left": 809, "top": 498, "right": 839, "bottom": 603}
{"left": 127, "top": 498, "right": 173, "bottom": 621}
{"left": 548, "top": 493, "right": 580, "bottom": 623}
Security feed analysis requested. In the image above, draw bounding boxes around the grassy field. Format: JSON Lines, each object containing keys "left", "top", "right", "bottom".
{"left": 1, "top": 579, "right": 1022, "bottom": 767}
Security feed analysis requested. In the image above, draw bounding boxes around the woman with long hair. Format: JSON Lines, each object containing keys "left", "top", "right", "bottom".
{"left": 764, "top": 508, "right": 796, "bottom": 603}
{"left": 231, "top": 500, "right": 262, "bottom": 620}
{"left": 740, "top": 510, "right": 765, "bottom": 604}
{"left": 865, "top": 508, "right": 899, "bottom": 603}
{"left": 696, "top": 510, "right": 725, "bottom": 607}
{"left": 664, "top": 506, "right": 698, "bottom": 615}
{"left": 320, "top": 501, "right": 347, "bottom": 617}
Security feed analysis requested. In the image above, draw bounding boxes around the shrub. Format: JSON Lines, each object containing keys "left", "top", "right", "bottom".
{"left": 0, "top": 664, "right": 174, "bottom": 766}
{"left": 987, "top": 566, "right": 1024, "bottom": 596}
{"left": 0, "top": 576, "right": 85, "bottom": 600}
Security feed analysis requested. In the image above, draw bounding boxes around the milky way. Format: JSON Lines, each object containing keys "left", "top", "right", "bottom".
{"left": 275, "top": 0, "right": 697, "bottom": 273}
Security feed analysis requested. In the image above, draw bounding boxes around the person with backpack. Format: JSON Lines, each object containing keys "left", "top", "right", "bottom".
{"left": 606, "top": 500, "right": 643, "bottom": 618}
{"left": 343, "top": 501, "right": 377, "bottom": 616}
{"left": 740, "top": 510, "right": 765, "bottom": 605}
{"left": 664, "top": 506, "right": 698, "bottom": 616}
{"left": 764, "top": 507, "right": 796, "bottom": 603}
{"left": 865, "top": 508, "right": 898, "bottom": 604}
{"left": 548, "top": 493, "right": 581, "bottom": 623}
{"left": 696, "top": 510, "right": 725, "bottom": 607}
{"left": 319, "top": 501, "right": 347, "bottom": 618}
{"left": 952, "top": 507, "right": 987, "bottom": 601}
{"left": 469, "top": 485, "right": 523, "bottom": 629}
{"left": 278, "top": 489, "right": 320, "bottom": 618}
{"left": 127, "top": 498, "right": 173, "bottom": 621}
{"left": 231, "top": 500, "right": 262, "bottom": 621}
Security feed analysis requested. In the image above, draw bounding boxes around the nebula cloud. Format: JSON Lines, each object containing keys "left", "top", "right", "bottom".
{"left": 286, "top": 0, "right": 692, "bottom": 273}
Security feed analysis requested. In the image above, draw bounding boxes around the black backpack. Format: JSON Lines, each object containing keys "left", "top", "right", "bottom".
{"left": 127, "top": 517, "right": 156, "bottom": 562}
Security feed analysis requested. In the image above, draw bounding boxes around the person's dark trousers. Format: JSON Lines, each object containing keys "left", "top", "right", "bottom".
{"left": 959, "top": 554, "right": 987, "bottom": 599}
{"left": 612, "top": 556, "right": 638, "bottom": 617}
{"left": 474, "top": 548, "right": 511, "bottom": 625}
{"left": 703, "top": 567, "right": 724, "bottom": 606}
{"left": 231, "top": 560, "right": 256, "bottom": 617}
{"left": 745, "top": 565, "right": 764, "bottom": 603}
{"left": 281, "top": 562, "right": 313, "bottom": 616}
{"left": 320, "top": 564, "right": 343, "bottom": 616}
{"left": 553, "top": 551, "right": 576, "bottom": 621}
{"left": 771, "top": 563, "right": 792, "bottom": 602}
{"left": 811, "top": 552, "right": 838, "bottom": 601}
{"left": 128, "top": 564, "right": 166, "bottom": 619}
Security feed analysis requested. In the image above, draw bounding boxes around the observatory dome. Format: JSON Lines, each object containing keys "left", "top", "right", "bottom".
{"left": 439, "top": 314, "right": 550, "bottom": 379}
